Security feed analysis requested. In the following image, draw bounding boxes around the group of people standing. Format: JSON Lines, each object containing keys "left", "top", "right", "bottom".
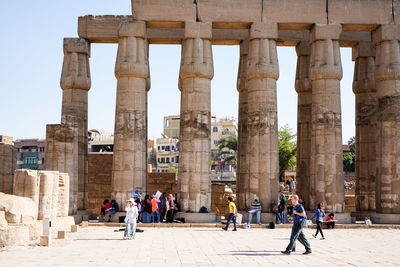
{"left": 137, "top": 193, "right": 178, "bottom": 223}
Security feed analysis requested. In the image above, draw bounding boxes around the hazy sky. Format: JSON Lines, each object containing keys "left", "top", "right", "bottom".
{"left": 0, "top": 1, "right": 355, "bottom": 144}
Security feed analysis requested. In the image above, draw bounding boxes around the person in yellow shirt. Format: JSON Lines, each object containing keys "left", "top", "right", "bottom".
{"left": 223, "top": 197, "right": 237, "bottom": 231}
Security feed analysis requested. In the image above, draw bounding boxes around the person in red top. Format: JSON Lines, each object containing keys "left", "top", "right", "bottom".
{"left": 326, "top": 213, "right": 335, "bottom": 229}
{"left": 151, "top": 195, "right": 161, "bottom": 223}
{"left": 101, "top": 199, "right": 111, "bottom": 222}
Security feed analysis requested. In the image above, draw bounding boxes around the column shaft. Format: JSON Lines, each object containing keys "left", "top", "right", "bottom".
{"left": 352, "top": 42, "right": 377, "bottom": 212}
{"left": 374, "top": 25, "right": 400, "bottom": 214}
{"left": 236, "top": 40, "right": 249, "bottom": 210}
{"left": 246, "top": 23, "right": 279, "bottom": 212}
{"left": 295, "top": 42, "right": 312, "bottom": 210}
{"left": 178, "top": 22, "right": 213, "bottom": 212}
{"left": 309, "top": 24, "right": 344, "bottom": 212}
{"left": 60, "top": 38, "right": 91, "bottom": 210}
{"left": 112, "top": 21, "right": 149, "bottom": 206}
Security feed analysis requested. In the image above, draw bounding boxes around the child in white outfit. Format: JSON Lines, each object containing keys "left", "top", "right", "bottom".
{"left": 124, "top": 198, "right": 138, "bottom": 239}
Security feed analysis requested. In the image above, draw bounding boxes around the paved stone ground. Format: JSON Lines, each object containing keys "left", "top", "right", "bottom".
{"left": 1, "top": 226, "right": 399, "bottom": 266}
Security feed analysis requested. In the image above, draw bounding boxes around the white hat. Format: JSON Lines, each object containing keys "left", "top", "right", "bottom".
{"left": 127, "top": 198, "right": 135, "bottom": 204}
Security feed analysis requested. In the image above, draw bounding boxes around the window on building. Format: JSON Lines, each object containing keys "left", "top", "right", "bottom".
{"left": 222, "top": 128, "right": 229, "bottom": 135}
{"left": 214, "top": 140, "right": 218, "bottom": 145}
{"left": 165, "top": 146, "right": 170, "bottom": 151}
{"left": 171, "top": 157, "right": 174, "bottom": 162}
{"left": 161, "top": 158, "right": 165, "bottom": 163}
{"left": 166, "top": 158, "right": 170, "bottom": 163}
{"left": 213, "top": 126, "right": 218, "bottom": 132}
{"left": 158, "top": 146, "right": 160, "bottom": 151}
{"left": 158, "top": 158, "right": 161, "bottom": 163}
{"left": 176, "top": 156, "right": 179, "bottom": 163}
{"left": 171, "top": 145, "right": 175, "bottom": 150}
{"left": 162, "top": 146, "right": 165, "bottom": 150}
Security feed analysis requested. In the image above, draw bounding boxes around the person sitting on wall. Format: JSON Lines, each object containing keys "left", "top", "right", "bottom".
{"left": 326, "top": 213, "right": 336, "bottom": 229}
{"left": 108, "top": 199, "right": 119, "bottom": 222}
{"left": 101, "top": 199, "right": 111, "bottom": 221}
{"left": 248, "top": 199, "right": 262, "bottom": 225}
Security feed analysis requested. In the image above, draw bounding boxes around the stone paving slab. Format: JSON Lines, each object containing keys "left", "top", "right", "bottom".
{"left": 0, "top": 227, "right": 399, "bottom": 266}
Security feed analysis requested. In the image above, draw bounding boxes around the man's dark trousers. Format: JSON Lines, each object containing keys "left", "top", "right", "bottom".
{"left": 225, "top": 213, "right": 237, "bottom": 230}
{"left": 286, "top": 221, "right": 312, "bottom": 252}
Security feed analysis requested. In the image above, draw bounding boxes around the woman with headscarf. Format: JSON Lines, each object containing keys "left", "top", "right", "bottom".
{"left": 279, "top": 194, "right": 286, "bottom": 224}
{"left": 166, "top": 194, "right": 176, "bottom": 223}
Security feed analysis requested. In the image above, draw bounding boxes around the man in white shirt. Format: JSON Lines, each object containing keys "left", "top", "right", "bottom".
{"left": 124, "top": 198, "right": 138, "bottom": 240}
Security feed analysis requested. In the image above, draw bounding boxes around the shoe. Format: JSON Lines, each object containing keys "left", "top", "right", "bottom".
{"left": 312, "top": 234, "right": 316, "bottom": 238}
{"left": 232, "top": 229, "right": 237, "bottom": 231}
{"left": 222, "top": 228, "right": 227, "bottom": 231}
{"left": 303, "top": 251, "right": 312, "bottom": 255}
{"left": 320, "top": 237, "right": 325, "bottom": 240}
{"left": 281, "top": 251, "right": 290, "bottom": 255}
{"left": 108, "top": 219, "right": 111, "bottom": 222}
{"left": 123, "top": 237, "right": 127, "bottom": 240}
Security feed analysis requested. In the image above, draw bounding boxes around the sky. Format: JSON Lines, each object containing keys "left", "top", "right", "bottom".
{"left": 0, "top": 1, "right": 355, "bottom": 144}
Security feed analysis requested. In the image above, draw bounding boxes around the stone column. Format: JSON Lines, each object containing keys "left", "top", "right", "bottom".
{"left": 112, "top": 21, "right": 149, "bottom": 206}
{"left": 236, "top": 40, "right": 249, "bottom": 210}
{"left": 309, "top": 24, "right": 344, "bottom": 213}
{"left": 60, "top": 38, "right": 91, "bottom": 211}
{"left": 246, "top": 22, "right": 279, "bottom": 212}
{"left": 57, "top": 172, "right": 70, "bottom": 217}
{"left": 0, "top": 143, "right": 16, "bottom": 194}
{"left": 295, "top": 42, "right": 312, "bottom": 210}
{"left": 372, "top": 25, "right": 400, "bottom": 222}
{"left": 45, "top": 115, "right": 79, "bottom": 215}
{"left": 352, "top": 42, "right": 377, "bottom": 213}
{"left": 13, "top": 169, "right": 40, "bottom": 219}
{"left": 178, "top": 21, "right": 213, "bottom": 212}
{"left": 37, "top": 171, "right": 59, "bottom": 220}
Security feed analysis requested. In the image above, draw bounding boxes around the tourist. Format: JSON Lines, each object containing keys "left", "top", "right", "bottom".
{"left": 101, "top": 199, "right": 111, "bottom": 222}
{"left": 310, "top": 203, "right": 326, "bottom": 239}
{"left": 223, "top": 197, "right": 237, "bottom": 231}
{"left": 166, "top": 194, "right": 175, "bottom": 223}
{"left": 159, "top": 192, "right": 167, "bottom": 222}
{"left": 270, "top": 199, "right": 280, "bottom": 224}
{"left": 143, "top": 194, "right": 152, "bottom": 223}
{"left": 326, "top": 213, "right": 336, "bottom": 229}
{"left": 279, "top": 194, "right": 286, "bottom": 224}
{"left": 248, "top": 199, "right": 262, "bottom": 225}
{"left": 287, "top": 203, "right": 294, "bottom": 223}
{"left": 151, "top": 194, "right": 161, "bottom": 223}
{"left": 135, "top": 194, "right": 143, "bottom": 223}
{"left": 124, "top": 198, "right": 138, "bottom": 240}
{"left": 281, "top": 195, "right": 312, "bottom": 255}
{"left": 290, "top": 177, "right": 296, "bottom": 192}
{"left": 108, "top": 199, "right": 119, "bottom": 222}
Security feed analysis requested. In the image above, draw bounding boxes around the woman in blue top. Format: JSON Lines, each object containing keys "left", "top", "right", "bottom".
{"left": 310, "top": 203, "right": 326, "bottom": 239}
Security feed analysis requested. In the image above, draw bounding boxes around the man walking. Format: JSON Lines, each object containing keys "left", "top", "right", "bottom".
{"left": 281, "top": 195, "right": 312, "bottom": 255}
{"left": 223, "top": 197, "right": 237, "bottom": 231}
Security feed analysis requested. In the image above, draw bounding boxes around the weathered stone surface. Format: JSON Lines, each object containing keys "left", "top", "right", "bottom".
{"left": 236, "top": 40, "right": 249, "bottom": 210}
{"left": 0, "top": 144, "right": 16, "bottom": 194}
{"left": 309, "top": 24, "right": 344, "bottom": 213}
{"left": 38, "top": 171, "right": 59, "bottom": 220}
{"left": 328, "top": 0, "right": 393, "bottom": 25}
{"left": 178, "top": 22, "right": 213, "bottom": 212}
{"left": 295, "top": 42, "right": 312, "bottom": 210}
{"left": 112, "top": 21, "right": 149, "bottom": 207}
{"left": 13, "top": 169, "right": 40, "bottom": 217}
{"left": 45, "top": 116, "right": 79, "bottom": 215}
{"left": 0, "top": 193, "right": 37, "bottom": 223}
{"left": 352, "top": 43, "right": 377, "bottom": 212}
{"left": 57, "top": 172, "right": 70, "bottom": 217}
{"left": 0, "top": 224, "right": 30, "bottom": 247}
{"left": 60, "top": 38, "right": 91, "bottom": 211}
{"left": 0, "top": 211, "right": 7, "bottom": 228}
{"left": 245, "top": 23, "right": 279, "bottom": 212}
{"left": 132, "top": 0, "right": 196, "bottom": 23}
{"left": 374, "top": 27, "right": 400, "bottom": 214}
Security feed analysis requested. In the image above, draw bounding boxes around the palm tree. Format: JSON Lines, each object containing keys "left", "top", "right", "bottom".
{"left": 216, "top": 133, "right": 237, "bottom": 168}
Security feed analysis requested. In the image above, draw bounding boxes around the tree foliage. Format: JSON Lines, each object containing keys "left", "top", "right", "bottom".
{"left": 278, "top": 124, "right": 297, "bottom": 179}
{"left": 343, "top": 136, "right": 355, "bottom": 172}
{"left": 216, "top": 133, "right": 237, "bottom": 167}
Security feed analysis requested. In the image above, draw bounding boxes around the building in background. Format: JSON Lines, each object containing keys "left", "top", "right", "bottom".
{"left": 155, "top": 137, "right": 179, "bottom": 173}
{"left": 0, "top": 135, "right": 13, "bottom": 145}
{"left": 14, "top": 139, "right": 45, "bottom": 170}
{"left": 88, "top": 129, "right": 114, "bottom": 152}
{"left": 163, "top": 115, "right": 180, "bottom": 139}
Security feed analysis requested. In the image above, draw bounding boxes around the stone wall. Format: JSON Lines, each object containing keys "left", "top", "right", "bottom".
{"left": 0, "top": 144, "right": 17, "bottom": 194}
{"left": 87, "top": 153, "right": 113, "bottom": 216}
{"left": 147, "top": 172, "right": 177, "bottom": 196}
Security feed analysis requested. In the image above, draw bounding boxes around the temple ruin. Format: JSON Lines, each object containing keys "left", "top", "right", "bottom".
{"left": 42, "top": 0, "right": 400, "bottom": 223}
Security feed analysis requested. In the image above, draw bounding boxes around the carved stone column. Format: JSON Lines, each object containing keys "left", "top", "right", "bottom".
{"left": 309, "top": 24, "right": 344, "bottom": 213}
{"left": 178, "top": 21, "right": 213, "bottom": 212}
{"left": 246, "top": 22, "right": 279, "bottom": 212}
{"left": 236, "top": 40, "right": 249, "bottom": 210}
{"left": 112, "top": 21, "right": 149, "bottom": 206}
{"left": 0, "top": 143, "right": 16, "bottom": 194}
{"left": 372, "top": 25, "right": 400, "bottom": 222}
{"left": 352, "top": 42, "right": 377, "bottom": 213}
{"left": 295, "top": 42, "right": 312, "bottom": 210}
{"left": 60, "top": 38, "right": 91, "bottom": 210}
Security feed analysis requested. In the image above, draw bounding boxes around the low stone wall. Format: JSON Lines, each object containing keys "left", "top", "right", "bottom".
{"left": 87, "top": 153, "right": 113, "bottom": 216}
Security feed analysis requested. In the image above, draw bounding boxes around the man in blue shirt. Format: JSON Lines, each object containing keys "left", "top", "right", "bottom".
{"left": 281, "top": 195, "right": 312, "bottom": 255}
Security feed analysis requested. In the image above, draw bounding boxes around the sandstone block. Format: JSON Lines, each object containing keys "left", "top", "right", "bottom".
{"left": 249, "top": 22, "right": 278, "bottom": 40}
{"left": 118, "top": 21, "right": 146, "bottom": 38}
{"left": 0, "top": 211, "right": 7, "bottom": 228}
{"left": 80, "top": 221, "right": 88, "bottom": 228}
{"left": 71, "top": 225, "right": 79, "bottom": 232}
{"left": 40, "top": 235, "right": 51, "bottom": 246}
{"left": 0, "top": 193, "right": 37, "bottom": 223}
{"left": 0, "top": 224, "right": 30, "bottom": 247}
{"left": 132, "top": 0, "right": 196, "bottom": 23}
{"left": 0, "top": 144, "right": 16, "bottom": 194}
{"left": 63, "top": 38, "right": 90, "bottom": 55}
{"left": 373, "top": 24, "right": 400, "bottom": 44}
{"left": 310, "top": 24, "right": 342, "bottom": 41}
{"left": 184, "top": 21, "right": 212, "bottom": 39}
{"left": 57, "top": 230, "right": 66, "bottom": 239}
